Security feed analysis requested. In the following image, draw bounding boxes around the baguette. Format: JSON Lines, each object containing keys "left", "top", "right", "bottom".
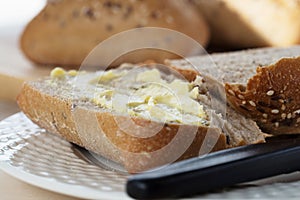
{"left": 168, "top": 46, "right": 300, "bottom": 134}
{"left": 17, "top": 63, "right": 265, "bottom": 173}
{"left": 193, "top": 0, "right": 300, "bottom": 48}
{"left": 20, "top": 0, "right": 209, "bottom": 67}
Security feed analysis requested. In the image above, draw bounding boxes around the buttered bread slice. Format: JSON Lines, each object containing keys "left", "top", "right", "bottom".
{"left": 17, "top": 63, "right": 265, "bottom": 172}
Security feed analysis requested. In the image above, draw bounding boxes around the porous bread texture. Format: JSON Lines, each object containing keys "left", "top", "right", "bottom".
{"left": 167, "top": 46, "right": 300, "bottom": 84}
{"left": 168, "top": 46, "right": 300, "bottom": 135}
{"left": 20, "top": 0, "right": 209, "bottom": 67}
{"left": 17, "top": 64, "right": 265, "bottom": 172}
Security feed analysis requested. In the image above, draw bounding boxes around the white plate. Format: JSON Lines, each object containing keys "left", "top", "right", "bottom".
{"left": 1, "top": 113, "right": 300, "bottom": 199}
{"left": 0, "top": 113, "right": 129, "bottom": 199}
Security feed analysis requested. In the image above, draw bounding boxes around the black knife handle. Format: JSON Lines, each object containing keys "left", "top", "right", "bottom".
{"left": 126, "top": 137, "right": 300, "bottom": 199}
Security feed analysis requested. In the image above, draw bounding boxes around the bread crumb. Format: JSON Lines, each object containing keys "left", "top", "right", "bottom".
{"left": 263, "top": 113, "right": 268, "bottom": 118}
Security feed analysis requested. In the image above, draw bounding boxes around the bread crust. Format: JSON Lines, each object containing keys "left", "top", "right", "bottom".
{"left": 20, "top": 0, "right": 209, "bottom": 67}
{"left": 225, "top": 57, "right": 300, "bottom": 134}
{"left": 17, "top": 81, "right": 227, "bottom": 172}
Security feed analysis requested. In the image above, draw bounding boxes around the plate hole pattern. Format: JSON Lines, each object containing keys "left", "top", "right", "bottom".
{"left": 0, "top": 113, "right": 126, "bottom": 192}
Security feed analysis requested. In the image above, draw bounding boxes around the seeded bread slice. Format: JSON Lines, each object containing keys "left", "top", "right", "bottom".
{"left": 168, "top": 46, "right": 300, "bottom": 134}
{"left": 17, "top": 64, "right": 265, "bottom": 172}
{"left": 225, "top": 57, "right": 300, "bottom": 134}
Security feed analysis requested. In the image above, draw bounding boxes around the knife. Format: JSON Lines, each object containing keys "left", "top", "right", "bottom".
{"left": 126, "top": 135, "right": 300, "bottom": 199}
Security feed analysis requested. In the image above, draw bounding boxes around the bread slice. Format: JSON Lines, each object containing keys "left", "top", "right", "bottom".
{"left": 20, "top": 0, "right": 209, "bottom": 67}
{"left": 168, "top": 46, "right": 300, "bottom": 135}
{"left": 193, "top": 0, "right": 300, "bottom": 48}
{"left": 17, "top": 63, "right": 265, "bottom": 172}
{"left": 225, "top": 57, "right": 300, "bottom": 134}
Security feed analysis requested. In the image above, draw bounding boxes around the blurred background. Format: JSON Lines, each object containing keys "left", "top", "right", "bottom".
{"left": 0, "top": 0, "right": 47, "bottom": 100}
{"left": 1, "top": 0, "right": 299, "bottom": 64}
{"left": 0, "top": 0, "right": 46, "bottom": 28}
{"left": 0, "top": 0, "right": 46, "bottom": 62}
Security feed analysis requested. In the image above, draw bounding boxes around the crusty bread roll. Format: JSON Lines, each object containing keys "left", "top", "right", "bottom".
{"left": 17, "top": 63, "right": 264, "bottom": 172}
{"left": 168, "top": 46, "right": 300, "bottom": 135}
{"left": 193, "top": 0, "right": 300, "bottom": 48}
{"left": 20, "top": 0, "right": 209, "bottom": 67}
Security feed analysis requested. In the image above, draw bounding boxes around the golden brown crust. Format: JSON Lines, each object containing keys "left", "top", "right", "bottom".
{"left": 21, "top": 0, "right": 209, "bottom": 67}
{"left": 123, "top": 127, "right": 226, "bottom": 173}
{"left": 16, "top": 83, "right": 83, "bottom": 145}
{"left": 225, "top": 57, "right": 300, "bottom": 134}
{"left": 98, "top": 114, "right": 226, "bottom": 153}
{"left": 97, "top": 112, "right": 227, "bottom": 172}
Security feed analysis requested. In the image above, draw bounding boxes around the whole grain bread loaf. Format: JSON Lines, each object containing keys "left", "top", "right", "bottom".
{"left": 168, "top": 46, "right": 300, "bottom": 134}
{"left": 17, "top": 63, "right": 265, "bottom": 173}
{"left": 20, "top": 0, "right": 209, "bottom": 67}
